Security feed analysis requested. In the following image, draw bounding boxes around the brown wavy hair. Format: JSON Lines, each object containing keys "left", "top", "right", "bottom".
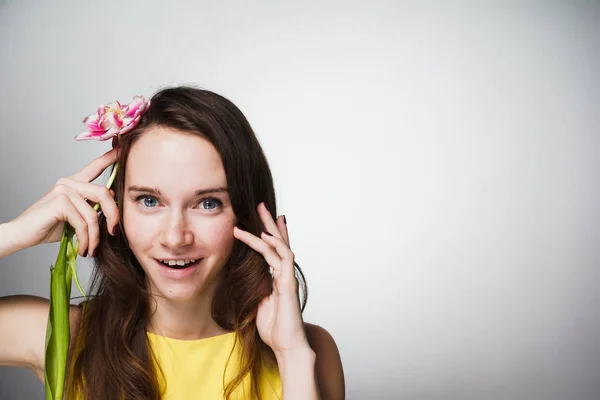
{"left": 65, "top": 86, "right": 308, "bottom": 400}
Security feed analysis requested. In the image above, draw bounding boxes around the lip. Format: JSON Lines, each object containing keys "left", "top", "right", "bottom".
{"left": 154, "top": 258, "right": 202, "bottom": 279}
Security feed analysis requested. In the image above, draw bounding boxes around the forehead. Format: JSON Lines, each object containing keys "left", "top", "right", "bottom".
{"left": 125, "top": 127, "right": 226, "bottom": 190}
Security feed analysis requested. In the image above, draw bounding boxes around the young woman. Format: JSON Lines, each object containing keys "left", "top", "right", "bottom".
{"left": 0, "top": 87, "right": 345, "bottom": 399}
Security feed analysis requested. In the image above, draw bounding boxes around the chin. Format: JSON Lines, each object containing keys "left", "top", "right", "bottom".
{"left": 151, "top": 281, "right": 208, "bottom": 302}
{"left": 149, "top": 272, "right": 218, "bottom": 302}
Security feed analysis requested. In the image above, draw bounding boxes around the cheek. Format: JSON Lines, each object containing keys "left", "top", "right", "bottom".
{"left": 202, "top": 216, "right": 236, "bottom": 254}
{"left": 122, "top": 207, "right": 157, "bottom": 251}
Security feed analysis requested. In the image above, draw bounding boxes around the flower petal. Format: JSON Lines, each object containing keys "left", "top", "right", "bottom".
{"left": 82, "top": 112, "right": 100, "bottom": 128}
{"left": 102, "top": 112, "right": 123, "bottom": 129}
{"left": 119, "top": 116, "right": 141, "bottom": 135}
{"left": 77, "top": 95, "right": 150, "bottom": 141}
{"left": 100, "top": 127, "right": 120, "bottom": 140}
{"left": 74, "top": 130, "right": 106, "bottom": 141}
{"left": 124, "top": 95, "right": 148, "bottom": 118}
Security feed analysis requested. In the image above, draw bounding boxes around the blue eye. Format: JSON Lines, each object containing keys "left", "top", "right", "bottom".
{"left": 200, "top": 198, "right": 223, "bottom": 210}
{"left": 133, "top": 195, "right": 222, "bottom": 211}
{"left": 136, "top": 195, "right": 158, "bottom": 208}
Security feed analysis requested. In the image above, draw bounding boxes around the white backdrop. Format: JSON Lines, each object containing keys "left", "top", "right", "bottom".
{"left": 0, "top": 1, "right": 599, "bottom": 399}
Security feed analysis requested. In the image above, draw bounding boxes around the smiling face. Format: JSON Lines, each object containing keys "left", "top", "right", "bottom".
{"left": 122, "top": 126, "right": 237, "bottom": 302}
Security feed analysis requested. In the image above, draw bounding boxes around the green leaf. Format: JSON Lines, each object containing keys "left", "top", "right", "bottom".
{"left": 44, "top": 226, "right": 73, "bottom": 400}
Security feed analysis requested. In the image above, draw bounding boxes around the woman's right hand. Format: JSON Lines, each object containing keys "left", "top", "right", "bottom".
{"left": 9, "top": 148, "right": 120, "bottom": 257}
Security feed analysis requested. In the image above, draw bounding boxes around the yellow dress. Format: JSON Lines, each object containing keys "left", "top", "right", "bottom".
{"left": 71, "top": 329, "right": 282, "bottom": 399}
{"left": 147, "top": 331, "right": 282, "bottom": 399}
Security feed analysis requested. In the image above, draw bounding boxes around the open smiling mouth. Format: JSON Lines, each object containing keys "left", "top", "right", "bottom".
{"left": 156, "top": 259, "right": 202, "bottom": 270}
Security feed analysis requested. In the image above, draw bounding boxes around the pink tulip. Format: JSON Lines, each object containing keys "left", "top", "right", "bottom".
{"left": 75, "top": 96, "right": 150, "bottom": 141}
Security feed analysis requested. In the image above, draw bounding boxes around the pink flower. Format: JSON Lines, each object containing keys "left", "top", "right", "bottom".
{"left": 74, "top": 95, "right": 150, "bottom": 141}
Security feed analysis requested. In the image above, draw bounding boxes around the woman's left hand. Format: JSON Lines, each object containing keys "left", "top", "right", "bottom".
{"left": 233, "top": 202, "right": 310, "bottom": 357}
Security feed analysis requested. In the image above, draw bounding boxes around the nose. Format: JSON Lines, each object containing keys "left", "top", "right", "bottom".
{"left": 158, "top": 211, "right": 194, "bottom": 250}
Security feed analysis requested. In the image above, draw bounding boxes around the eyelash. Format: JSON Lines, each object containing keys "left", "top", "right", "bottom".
{"left": 133, "top": 195, "right": 223, "bottom": 211}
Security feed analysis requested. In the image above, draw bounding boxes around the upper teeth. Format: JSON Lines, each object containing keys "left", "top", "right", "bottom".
{"left": 158, "top": 259, "right": 198, "bottom": 266}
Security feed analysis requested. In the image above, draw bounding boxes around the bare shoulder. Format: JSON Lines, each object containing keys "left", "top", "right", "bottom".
{"left": 304, "top": 322, "right": 345, "bottom": 400}
{"left": 0, "top": 295, "right": 83, "bottom": 382}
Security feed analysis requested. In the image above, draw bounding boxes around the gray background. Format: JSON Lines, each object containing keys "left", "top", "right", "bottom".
{"left": 1, "top": 1, "right": 599, "bottom": 399}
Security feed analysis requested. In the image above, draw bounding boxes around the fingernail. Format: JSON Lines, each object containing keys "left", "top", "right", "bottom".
{"left": 282, "top": 215, "right": 287, "bottom": 224}
{"left": 89, "top": 249, "right": 95, "bottom": 257}
{"left": 262, "top": 231, "right": 273, "bottom": 236}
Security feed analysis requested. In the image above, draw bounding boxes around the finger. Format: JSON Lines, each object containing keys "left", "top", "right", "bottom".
{"left": 53, "top": 193, "right": 89, "bottom": 257}
{"left": 73, "top": 182, "right": 119, "bottom": 236}
{"left": 70, "top": 147, "right": 118, "bottom": 183}
{"left": 259, "top": 231, "right": 296, "bottom": 284}
{"left": 54, "top": 185, "right": 102, "bottom": 256}
{"left": 258, "top": 202, "right": 283, "bottom": 240}
{"left": 54, "top": 177, "right": 119, "bottom": 235}
{"left": 233, "top": 227, "right": 285, "bottom": 279}
{"left": 234, "top": 226, "right": 297, "bottom": 291}
{"left": 69, "top": 194, "right": 101, "bottom": 257}
{"left": 276, "top": 215, "right": 290, "bottom": 248}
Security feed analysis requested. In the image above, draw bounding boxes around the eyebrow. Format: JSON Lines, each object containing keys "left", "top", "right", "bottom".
{"left": 127, "top": 185, "right": 229, "bottom": 196}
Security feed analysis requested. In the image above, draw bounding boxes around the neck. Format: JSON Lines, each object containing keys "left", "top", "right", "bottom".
{"left": 146, "top": 281, "right": 229, "bottom": 340}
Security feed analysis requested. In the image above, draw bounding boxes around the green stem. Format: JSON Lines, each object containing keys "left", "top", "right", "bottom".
{"left": 45, "top": 226, "right": 74, "bottom": 400}
{"left": 93, "top": 161, "right": 119, "bottom": 212}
